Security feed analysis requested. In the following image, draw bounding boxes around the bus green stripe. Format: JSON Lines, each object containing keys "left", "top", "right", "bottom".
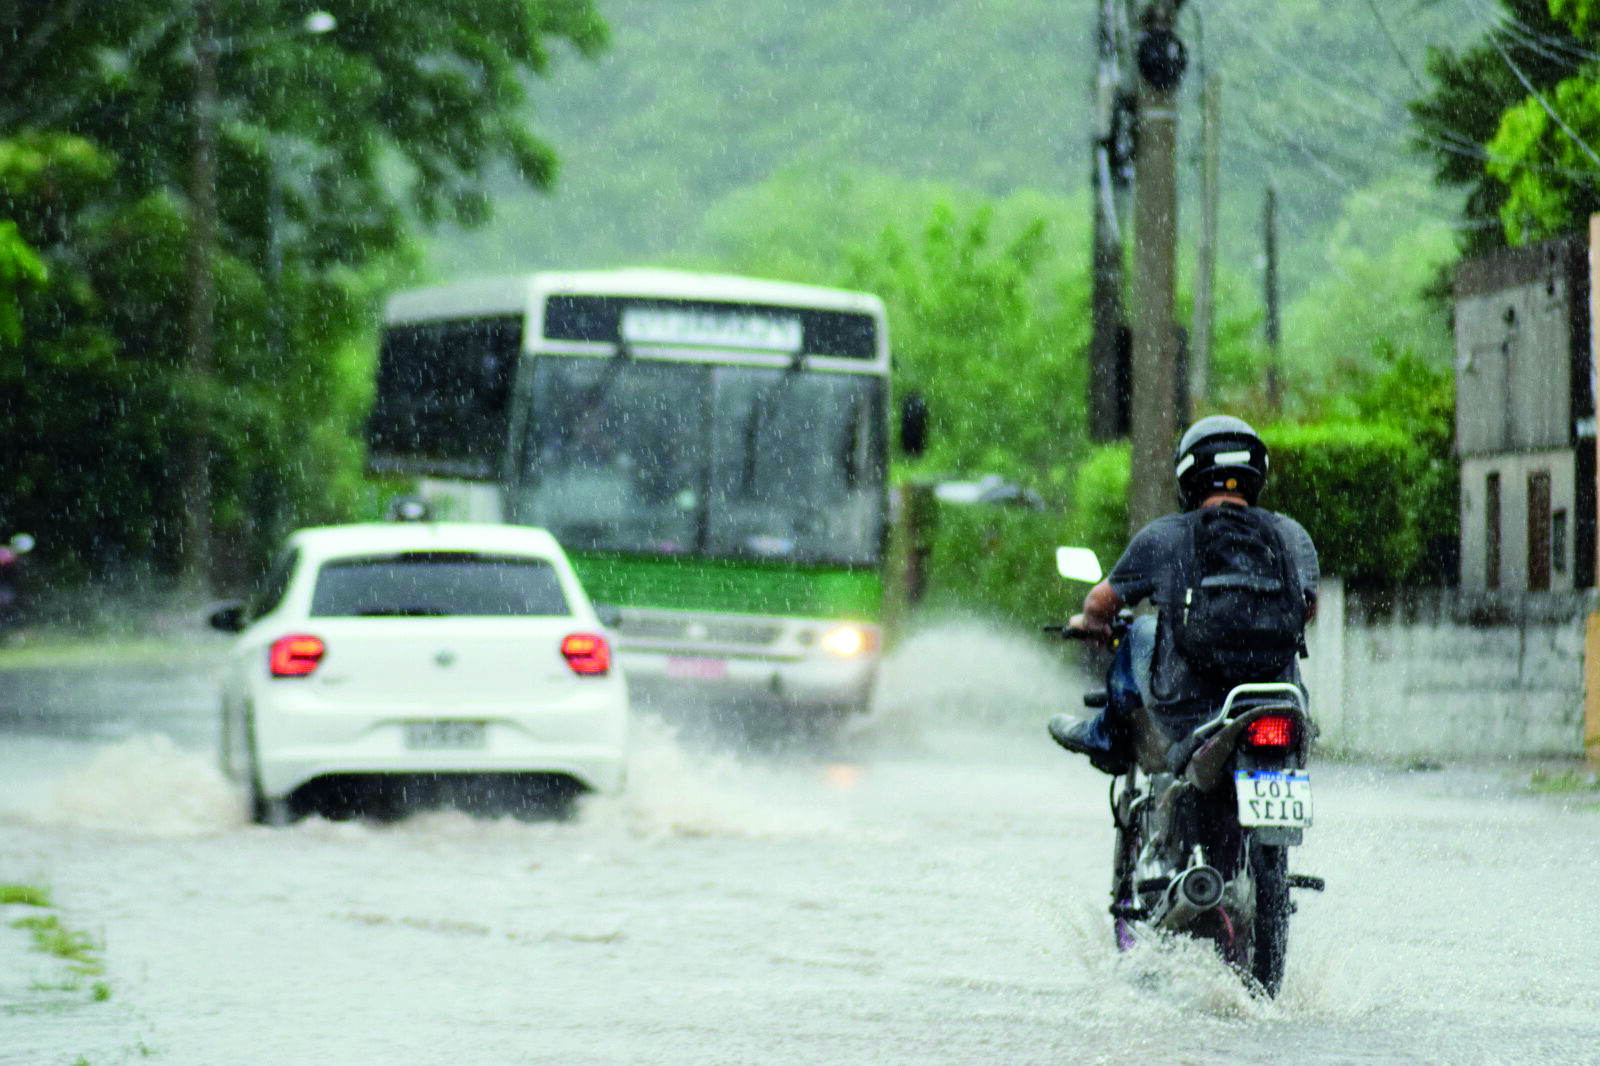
{"left": 567, "top": 553, "right": 883, "bottom": 620}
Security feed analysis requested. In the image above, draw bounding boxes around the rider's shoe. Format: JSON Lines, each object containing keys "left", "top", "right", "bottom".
{"left": 1048, "top": 713, "right": 1131, "bottom": 776}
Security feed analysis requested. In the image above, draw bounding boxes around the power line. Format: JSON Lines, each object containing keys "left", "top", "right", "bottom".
{"left": 1365, "top": 0, "right": 1428, "bottom": 94}
{"left": 1489, "top": 32, "right": 1600, "bottom": 170}
{"left": 1459, "top": 0, "right": 1600, "bottom": 66}
{"left": 1208, "top": 2, "right": 1597, "bottom": 183}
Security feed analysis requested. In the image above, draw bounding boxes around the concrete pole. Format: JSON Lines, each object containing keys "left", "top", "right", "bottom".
{"left": 1091, "top": 155, "right": 1129, "bottom": 441}
{"left": 1585, "top": 214, "right": 1600, "bottom": 764}
{"left": 1127, "top": 0, "right": 1184, "bottom": 534}
{"left": 1264, "top": 185, "right": 1282, "bottom": 413}
{"left": 1090, "top": 0, "right": 1132, "bottom": 441}
{"left": 1191, "top": 71, "right": 1219, "bottom": 418}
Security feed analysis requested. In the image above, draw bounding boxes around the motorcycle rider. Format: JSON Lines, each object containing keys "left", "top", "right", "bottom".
{"left": 1050, "top": 415, "right": 1319, "bottom": 774}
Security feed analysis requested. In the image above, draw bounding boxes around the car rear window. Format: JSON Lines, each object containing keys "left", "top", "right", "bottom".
{"left": 309, "top": 552, "right": 571, "bottom": 617}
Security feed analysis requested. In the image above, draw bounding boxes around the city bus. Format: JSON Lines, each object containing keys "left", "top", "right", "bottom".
{"left": 366, "top": 268, "right": 910, "bottom": 727}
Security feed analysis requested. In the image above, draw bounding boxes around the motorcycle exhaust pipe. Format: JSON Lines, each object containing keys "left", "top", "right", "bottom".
{"left": 1153, "top": 865, "right": 1225, "bottom": 931}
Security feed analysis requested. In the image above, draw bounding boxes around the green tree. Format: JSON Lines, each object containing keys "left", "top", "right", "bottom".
{"left": 0, "top": 221, "right": 46, "bottom": 344}
{"left": 1412, "top": 0, "right": 1597, "bottom": 249}
{"left": 0, "top": 0, "right": 608, "bottom": 584}
{"left": 845, "top": 202, "right": 1089, "bottom": 497}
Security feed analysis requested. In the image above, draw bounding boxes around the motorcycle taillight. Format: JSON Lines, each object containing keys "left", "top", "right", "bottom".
{"left": 1244, "top": 713, "right": 1295, "bottom": 750}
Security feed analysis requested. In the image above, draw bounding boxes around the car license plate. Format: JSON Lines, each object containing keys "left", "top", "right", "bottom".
{"left": 1235, "top": 769, "right": 1313, "bottom": 829}
{"left": 404, "top": 721, "right": 487, "bottom": 750}
{"left": 666, "top": 657, "right": 726, "bottom": 680}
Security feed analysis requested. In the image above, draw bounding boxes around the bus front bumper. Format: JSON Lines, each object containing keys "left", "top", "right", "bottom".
{"left": 617, "top": 649, "right": 878, "bottom": 714}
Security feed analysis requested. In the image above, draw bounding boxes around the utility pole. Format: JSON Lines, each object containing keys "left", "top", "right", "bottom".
{"left": 1127, "top": 0, "right": 1187, "bottom": 534}
{"left": 1191, "top": 66, "right": 1220, "bottom": 419}
{"left": 182, "top": 0, "right": 218, "bottom": 594}
{"left": 1089, "top": 0, "right": 1136, "bottom": 441}
{"left": 1264, "top": 185, "right": 1282, "bottom": 413}
{"left": 1587, "top": 214, "right": 1600, "bottom": 765}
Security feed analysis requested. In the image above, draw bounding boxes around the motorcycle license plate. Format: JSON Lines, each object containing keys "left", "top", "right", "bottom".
{"left": 1235, "top": 769, "right": 1313, "bottom": 829}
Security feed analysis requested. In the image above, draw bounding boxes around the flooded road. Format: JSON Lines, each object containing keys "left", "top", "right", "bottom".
{"left": 2, "top": 624, "right": 1598, "bottom": 1065}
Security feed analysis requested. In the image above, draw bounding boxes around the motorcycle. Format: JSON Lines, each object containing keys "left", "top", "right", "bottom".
{"left": 0, "top": 532, "right": 35, "bottom": 635}
{"left": 1047, "top": 546, "right": 1323, "bottom": 997}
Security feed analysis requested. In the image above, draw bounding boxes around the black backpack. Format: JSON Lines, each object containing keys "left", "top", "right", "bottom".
{"left": 1169, "top": 506, "right": 1307, "bottom": 686}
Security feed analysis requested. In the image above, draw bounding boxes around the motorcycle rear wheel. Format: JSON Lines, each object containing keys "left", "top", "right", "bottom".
{"left": 1248, "top": 840, "right": 1290, "bottom": 996}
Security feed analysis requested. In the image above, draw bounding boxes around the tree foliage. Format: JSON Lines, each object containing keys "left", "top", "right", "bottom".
{"left": 0, "top": 0, "right": 607, "bottom": 585}
{"left": 1412, "top": 0, "right": 1600, "bottom": 249}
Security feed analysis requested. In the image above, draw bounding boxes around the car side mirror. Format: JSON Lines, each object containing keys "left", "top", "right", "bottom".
{"left": 207, "top": 601, "right": 248, "bottom": 634}
{"left": 898, "top": 390, "right": 928, "bottom": 459}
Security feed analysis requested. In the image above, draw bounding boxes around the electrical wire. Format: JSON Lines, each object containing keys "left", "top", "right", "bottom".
{"left": 1206, "top": 0, "right": 1596, "bottom": 197}
{"left": 1488, "top": 32, "right": 1600, "bottom": 169}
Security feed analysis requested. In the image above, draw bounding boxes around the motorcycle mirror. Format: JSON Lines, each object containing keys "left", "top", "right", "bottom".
{"left": 9, "top": 533, "right": 33, "bottom": 554}
{"left": 1056, "top": 546, "right": 1102, "bottom": 583}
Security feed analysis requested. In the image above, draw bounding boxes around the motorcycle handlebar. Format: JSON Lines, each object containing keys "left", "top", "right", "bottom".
{"left": 1042, "top": 609, "right": 1134, "bottom": 643}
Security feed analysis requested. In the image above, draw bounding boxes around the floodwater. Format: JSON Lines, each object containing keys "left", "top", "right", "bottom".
{"left": 2, "top": 622, "right": 1599, "bottom": 1065}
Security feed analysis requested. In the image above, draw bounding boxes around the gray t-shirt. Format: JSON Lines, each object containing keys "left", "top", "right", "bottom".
{"left": 1107, "top": 505, "right": 1319, "bottom": 732}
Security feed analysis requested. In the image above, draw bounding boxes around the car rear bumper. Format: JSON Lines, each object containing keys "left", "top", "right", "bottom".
{"left": 251, "top": 685, "right": 628, "bottom": 799}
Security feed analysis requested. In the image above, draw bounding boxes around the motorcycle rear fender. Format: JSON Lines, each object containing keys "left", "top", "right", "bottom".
{"left": 1183, "top": 702, "right": 1308, "bottom": 792}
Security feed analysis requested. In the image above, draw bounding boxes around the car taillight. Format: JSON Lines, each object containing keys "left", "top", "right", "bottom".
{"left": 1244, "top": 713, "right": 1295, "bottom": 750}
{"left": 561, "top": 633, "right": 610, "bottom": 676}
{"left": 269, "top": 635, "right": 325, "bottom": 678}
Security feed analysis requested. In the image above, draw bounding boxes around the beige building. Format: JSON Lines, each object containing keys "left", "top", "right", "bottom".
{"left": 1454, "top": 236, "right": 1595, "bottom": 592}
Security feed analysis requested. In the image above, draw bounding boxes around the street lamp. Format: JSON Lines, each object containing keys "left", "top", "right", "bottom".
{"left": 181, "top": 7, "right": 335, "bottom": 594}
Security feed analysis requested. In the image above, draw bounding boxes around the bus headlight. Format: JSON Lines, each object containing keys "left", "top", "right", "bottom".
{"left": 821, "top": 625, "right": 874, "bottom": 657}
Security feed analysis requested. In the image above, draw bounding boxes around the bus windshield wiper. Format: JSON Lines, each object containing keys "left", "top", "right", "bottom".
{"left": 739, "top": 363, "right": 803, "bottom": 496}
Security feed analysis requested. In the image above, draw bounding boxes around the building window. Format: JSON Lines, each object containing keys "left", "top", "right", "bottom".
{"left": 1553, "top": 508, "right": 1568, "bottom": 576}
{"left": 1528, "top": 471, "right": 1552, "bottom": 591}
{"left": 1486, "top": 472, "right": 1501, "bottom": 590}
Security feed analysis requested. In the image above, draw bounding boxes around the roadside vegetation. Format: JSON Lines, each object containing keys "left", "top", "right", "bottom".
{"left": 1, "top": 0, "right": 1594, "bottom": 621}
{"left": 1528, "top": 769, "right": 1600, "bottom": 796}
{"left": 1, "top": 882, "right": 111, "bottom": 1005}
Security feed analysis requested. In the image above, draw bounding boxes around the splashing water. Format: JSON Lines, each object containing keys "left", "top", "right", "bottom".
{"left": 43, "top": 733, "right": 244, "bottom": 836}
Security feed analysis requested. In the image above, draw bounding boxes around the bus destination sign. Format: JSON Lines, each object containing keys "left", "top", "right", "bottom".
{"left": 543, "top": 295, "right": 878, "bottom": 359}
{"left": 620, "top": 306, "right": 803, "bottom": 353}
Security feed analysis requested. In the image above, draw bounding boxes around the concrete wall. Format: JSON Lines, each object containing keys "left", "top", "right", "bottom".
{"left": 1303, "top": 578, "right": 1591, "bottom": 761}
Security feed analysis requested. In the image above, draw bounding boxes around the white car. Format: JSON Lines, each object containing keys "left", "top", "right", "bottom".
{"left": 209, "top": 522, "right": 628, "bottom": 824}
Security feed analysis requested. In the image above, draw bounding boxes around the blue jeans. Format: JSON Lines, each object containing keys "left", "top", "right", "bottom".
{"left": 1077, "top": 614, "right": 1155, "bottom": 751}
{"left": 1109, "top": 614, "right": 1156, "bottom": 716}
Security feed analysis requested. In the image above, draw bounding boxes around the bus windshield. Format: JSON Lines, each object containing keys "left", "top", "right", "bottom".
{"left": 512, "top": 357, "right": 886, "bottom": 566}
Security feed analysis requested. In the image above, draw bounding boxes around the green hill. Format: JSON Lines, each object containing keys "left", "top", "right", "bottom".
{"left": 423, "top": 0, "right": 1491, "bottom": 303}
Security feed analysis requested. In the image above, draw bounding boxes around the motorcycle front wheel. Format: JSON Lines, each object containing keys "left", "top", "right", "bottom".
{"left": 1109, "top": 775, "right": 1143, "bottom": 951}
{"left": 1248, "top": 839, "right": 1290, "bottom": 996}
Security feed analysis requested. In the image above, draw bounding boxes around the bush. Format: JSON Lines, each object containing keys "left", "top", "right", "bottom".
{"left": 1068, "top": 441, "right": 1132, "bottom": 568}
{"left": 919, "top": 502, "right": 1072, "bottom": 627}
{"left": 1260, "top": 421, "right": 1445, "bottom": 586}
{"left": 908, "top": 421, "right": 1452, "bottom": 629}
